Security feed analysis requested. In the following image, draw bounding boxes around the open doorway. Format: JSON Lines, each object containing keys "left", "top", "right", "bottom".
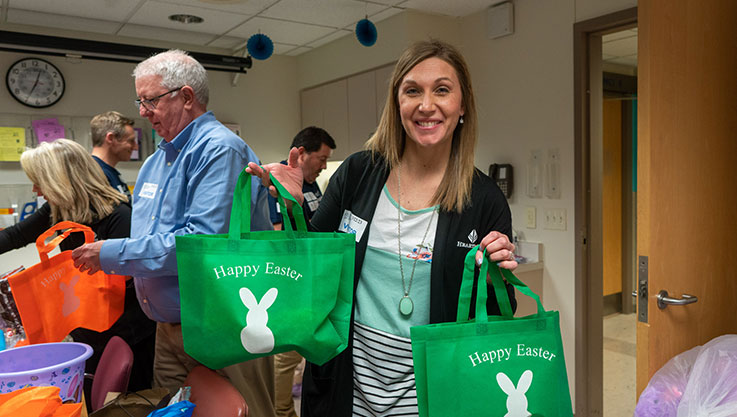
{"left": 573, "top": 7, "right": 637, "bottom": 415}
{"left": 601, "top": 28, "right": 638, "bottom": 416}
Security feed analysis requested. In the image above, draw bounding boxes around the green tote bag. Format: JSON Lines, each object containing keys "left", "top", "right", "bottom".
{"left": 176, "top": 170, "right": 355, "bottom": 369}
{"left": 410, "top": 246, "right": 573, "bottom": 417}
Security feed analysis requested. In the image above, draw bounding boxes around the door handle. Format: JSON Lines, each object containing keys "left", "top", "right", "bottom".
{"left": 656, "top": 290, "right": 698, "bottom": 309}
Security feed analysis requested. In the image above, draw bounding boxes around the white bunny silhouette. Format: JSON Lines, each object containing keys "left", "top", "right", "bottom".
{"left": 496, "top": 370, "right": 533, "bottom": 417}
{"left": 59, "top": 275, "right": 81, "bottom": 317}
{"left": 239, "top": 287, "right": 277, "bottom": 354}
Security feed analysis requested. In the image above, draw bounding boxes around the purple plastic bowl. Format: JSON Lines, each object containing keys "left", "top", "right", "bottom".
{"left": 0, "top": 342, "right": 92, "bottom": 403}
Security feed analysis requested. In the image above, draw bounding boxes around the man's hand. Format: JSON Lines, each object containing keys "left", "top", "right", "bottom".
{"left": 72, "top": 241, "right": 105, "bottom": 275}
{"left": 247, "top": 147, "right": 305, "bottom": 205}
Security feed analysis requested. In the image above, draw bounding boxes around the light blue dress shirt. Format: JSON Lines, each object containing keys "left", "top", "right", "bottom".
{"left": 100, "top": 112, "right": 271, "bottom": 323}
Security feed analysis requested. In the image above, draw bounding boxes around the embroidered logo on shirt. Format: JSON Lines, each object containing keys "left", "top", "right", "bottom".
{"left": 468, "top": 229, "right": 478, "bottom": 243}
{"left": 457, "top": 228, "right": 478, "bottom": 248}
{"left": 139, "top": 182, "right": 158, "bottom": 199}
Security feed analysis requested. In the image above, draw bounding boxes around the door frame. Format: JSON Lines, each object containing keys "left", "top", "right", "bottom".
{"left": 573, "top": 7, "right": 637, "bottom": 415}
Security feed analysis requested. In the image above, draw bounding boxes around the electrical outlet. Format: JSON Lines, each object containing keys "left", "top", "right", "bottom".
{"left": 543, "top": 208, "right": 567, "bottom": 231}
{"left": 525, "top": 207, "right": 536, "bottom": 229}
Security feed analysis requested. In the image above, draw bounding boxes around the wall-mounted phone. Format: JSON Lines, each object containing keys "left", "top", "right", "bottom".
{"left": 489, "top": 163, "right": 513, "bottom": 198}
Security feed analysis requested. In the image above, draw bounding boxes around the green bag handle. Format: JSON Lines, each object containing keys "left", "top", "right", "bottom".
{"left": 270, "top": 173, "right": 308, "bottom": 233}
{"left": 456, "top": 245, "right": 545, "bottom": 323}
{"left": 228, "top": 169, "right": 308, "bottom": 239}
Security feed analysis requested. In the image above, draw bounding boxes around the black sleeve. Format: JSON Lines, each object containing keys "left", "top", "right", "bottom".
{"left": 309, "top": 156, "right": 349, "bottom": 233}
{"left": 0, "top": 202, "right": 52, "bottom": 254}
{"left": 95, "top": 204, "right": 132, "bottom": 240}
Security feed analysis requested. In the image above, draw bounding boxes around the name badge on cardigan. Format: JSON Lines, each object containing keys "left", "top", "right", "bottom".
{"left": 339, "top": 210, "right": 367, "bottom": 242}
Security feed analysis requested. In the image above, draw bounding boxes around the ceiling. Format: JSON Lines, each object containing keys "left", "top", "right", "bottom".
{"left": 0, "top": 0, "right": 501, "bottom": 57}
{"left": 602, "top": 28, "right": 637, "bottom": 69}
{"left": 1, "top": 0, "right": 637, "bottom": 68}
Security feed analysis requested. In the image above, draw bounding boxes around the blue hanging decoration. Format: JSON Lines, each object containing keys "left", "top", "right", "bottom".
{"left": 355, "top": 18, "right": 377, "bottom": 47}
{"left": 247, "top": 33, "right": 274, "bottom": 60}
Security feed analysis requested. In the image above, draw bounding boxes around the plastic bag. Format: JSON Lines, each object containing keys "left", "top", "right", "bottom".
{"left": 0, "top": 386, "right": 82, "bottom": 417}
{"left": 146, "top": 401, "right": 195, "bottom": 417}
{"left": 0, "top": 267, "right": 26, "bottom": 349}
{"left": 635, "top": 334, "right": 737, "bottom": 417}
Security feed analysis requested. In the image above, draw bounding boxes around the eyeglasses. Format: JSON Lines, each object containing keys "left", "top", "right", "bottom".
{"left": 134, "top": 87, "right": 183, "bottom": 111}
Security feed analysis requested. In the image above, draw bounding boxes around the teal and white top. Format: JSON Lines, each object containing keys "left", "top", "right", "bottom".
{"left": 352, "top": 186, "right": 438, "bottom": 416}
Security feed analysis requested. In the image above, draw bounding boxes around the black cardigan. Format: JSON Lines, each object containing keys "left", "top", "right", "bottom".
{"left": 303, "top": 151, "right": 515, "bottom": 416}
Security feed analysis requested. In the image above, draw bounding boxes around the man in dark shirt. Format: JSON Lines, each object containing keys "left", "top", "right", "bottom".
{"left": 268, "top": 126, "right": 335, "bottom": 417}
{"left": 268, "top": 126, "right": 336, "bottom": 230}
{"left": 89, "top": 111, "right": 137, "bottom": 202}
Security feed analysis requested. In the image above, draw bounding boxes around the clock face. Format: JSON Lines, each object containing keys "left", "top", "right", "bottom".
{"left": 6, "top": 58, "right": 65, "bottom": 108}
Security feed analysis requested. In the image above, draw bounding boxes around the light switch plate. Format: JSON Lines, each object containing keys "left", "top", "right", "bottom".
{"left": 543, "top": 208, "right": 566, "bottom": 231}
{"left": 525, "top": 206, "right": 536, "bottom": 229}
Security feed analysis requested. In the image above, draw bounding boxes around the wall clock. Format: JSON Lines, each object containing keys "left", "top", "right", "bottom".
{"left": 6, "top": 57, "right": 65, "bottom": 108}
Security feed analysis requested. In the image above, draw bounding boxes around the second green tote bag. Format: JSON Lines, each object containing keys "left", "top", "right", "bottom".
{"left": 410, "top": 246, "right": 573, "bottom": 416}
{"left": 176, "top": 171, "right": 355, "bottom": 369}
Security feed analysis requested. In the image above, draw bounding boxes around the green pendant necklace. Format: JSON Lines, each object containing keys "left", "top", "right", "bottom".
{"left": 396, "top": 164, "right": 436, "bottom": 317}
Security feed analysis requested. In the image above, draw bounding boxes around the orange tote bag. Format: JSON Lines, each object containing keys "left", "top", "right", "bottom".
{"left": 7, "top": 221, "right": 125, "bottom": 345}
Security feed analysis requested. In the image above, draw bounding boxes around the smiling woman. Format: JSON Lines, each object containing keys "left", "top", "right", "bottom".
{"left": 248, "top": 39, "right": 518, "bottom": 417}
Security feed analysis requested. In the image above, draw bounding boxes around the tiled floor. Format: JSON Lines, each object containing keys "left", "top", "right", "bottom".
{"left": 603, "top": 313, "right": 637, "bottom": 416}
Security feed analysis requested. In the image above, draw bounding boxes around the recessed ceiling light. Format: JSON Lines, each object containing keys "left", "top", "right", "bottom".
{"left": 169, "top": 14, "right": 204, "bottom": 24}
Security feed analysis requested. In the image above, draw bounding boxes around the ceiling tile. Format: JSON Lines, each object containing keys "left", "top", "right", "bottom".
{"left": 118, "top": 23, "right": 218, "bottom": 45}
{"left": 399, "top": 0, "right": 491, "bottom": 17}
{"left": 7, "top": 0, "right": 140, "bottom": 21}
{"left": 608, "top": 55, "right": 637, "bottom": 68}
{"left": 207, "top": 36, "right": 248, "bottom": 50}
{"left": 603, "top": 29, "right": 636, "bottom": 43}
{"left": 6, "top": 9, "right": 121, "bottom": 34}
{"left": 227, "top": 16, "right": 335, "bottom": 45}
{"left": 157, "top": 0, "right": 273, "bottom": 15}
{"left": 284, "top": 46, "right": 313, "bottom": 56}
{"left": 364, "top": 0, "right": 405, "bottom": 5}
{"left": 273, "top": 42, "right": 301, "bottom": 55}
{"left": 307, "top": 29, "right": 353, "bottom": 48}
{"left": 261, "top": 0, "right": 386, "bottom": 28}
{"left": 368, "top": 6, "right": 404, "bottom": 24}
{"left": 129, "top": 1, "right": 251, "bottom": 35}
{"left": 602, "top": 36, "right": 637, "bottom": 58}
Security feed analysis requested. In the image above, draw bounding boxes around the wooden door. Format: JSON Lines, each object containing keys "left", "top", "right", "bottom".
{"left": 637, "top": 0, "right": 737, "bottom": 394}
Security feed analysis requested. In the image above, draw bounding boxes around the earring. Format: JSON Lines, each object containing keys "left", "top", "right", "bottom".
{"left": 459, "top": 115, "right": 464, "bottom": 124}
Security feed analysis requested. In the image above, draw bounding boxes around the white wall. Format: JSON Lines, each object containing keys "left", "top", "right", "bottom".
{"left": 460, "top": 0, "right": 635, "bottom": 406}
{"left": 461, "top": 0, "right": 579, "bottom": 402}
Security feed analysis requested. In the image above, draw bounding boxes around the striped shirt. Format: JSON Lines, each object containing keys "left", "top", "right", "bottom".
{"left": 352, "top": 187, "right": 437, "bottom": 416}
{"left": 353, "top": 322, "right": 418, "bottom": 416}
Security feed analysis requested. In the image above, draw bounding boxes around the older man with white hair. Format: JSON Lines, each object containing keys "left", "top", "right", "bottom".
{"left": 72, "top": 50, "right": 275, "bottom": 416}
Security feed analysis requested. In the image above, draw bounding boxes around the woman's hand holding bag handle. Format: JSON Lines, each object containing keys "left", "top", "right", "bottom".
{"left": 410, "top": 245, "right": 572, "bottom": 417}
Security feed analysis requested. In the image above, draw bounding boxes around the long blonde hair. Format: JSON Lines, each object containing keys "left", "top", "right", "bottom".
{"left": 21, "top": 139, "right": 127, "bottom": 224}
{"left": 366, "top": 39, "right": 478, "bottom": 213}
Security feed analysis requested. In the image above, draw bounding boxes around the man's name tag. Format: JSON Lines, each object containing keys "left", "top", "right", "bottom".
{"left": 139, "top": 182, "right": 158, "bottom": 199}
{"left": 338, "top": 210, "right": 367, "bottom": 242}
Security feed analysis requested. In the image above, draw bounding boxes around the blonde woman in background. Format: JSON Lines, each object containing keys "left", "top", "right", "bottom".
{"left": 1, "top": 138, "right": 156, "bottom": 394}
